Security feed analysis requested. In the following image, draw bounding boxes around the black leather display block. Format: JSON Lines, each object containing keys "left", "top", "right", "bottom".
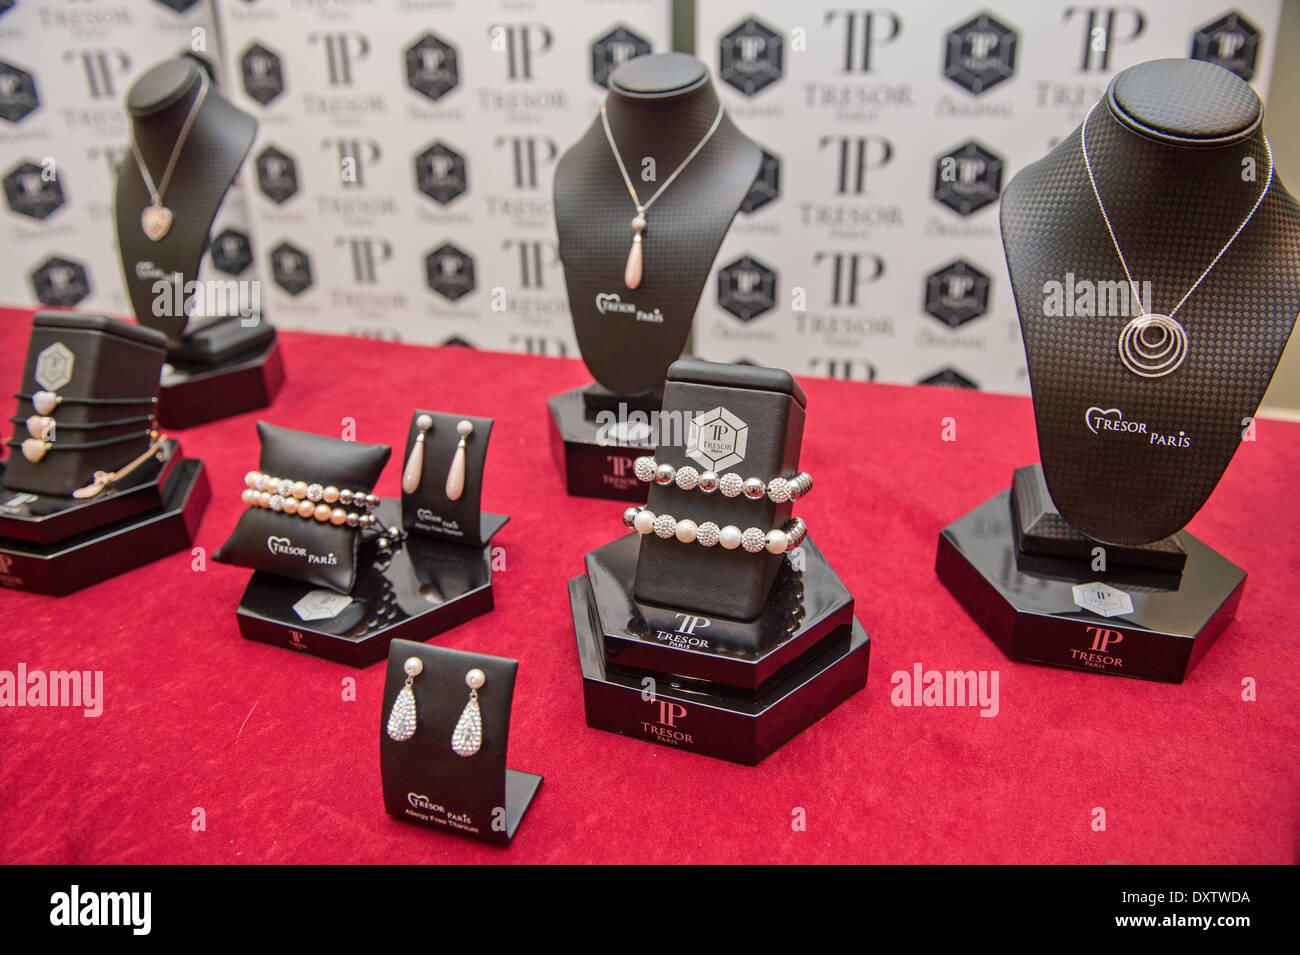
{"left": 380, "top": 640, "right": 541, "bottom": 846}
{"left": 547, "top": 385, "right": 654, "bottom": 501}
{"left": 570, "top": 529, "right": 868, "bottom": 765}
{"left": 936, "top": 487, "right": 1244, "bottom": 683}
{"left": 158, "top": 334, "right": 284, "bottom": 429}
{"left": 0, "top": 438, "right": 187, "bottom": 544}
{"left": 0, "top": 456, "right": 209, "bottom": 596}
{"left": 234, "top": 501, "right": 497, "bottom": 668}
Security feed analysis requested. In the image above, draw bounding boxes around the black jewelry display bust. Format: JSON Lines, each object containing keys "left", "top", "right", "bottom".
{"left": 115, "top": 58, "right": 283, "bottom": 428}
{"left": 549, "top": 53, "right": 762, "bottom": 500}
{"left": 937, "top": 59, "right": 1297, "bottom": 682}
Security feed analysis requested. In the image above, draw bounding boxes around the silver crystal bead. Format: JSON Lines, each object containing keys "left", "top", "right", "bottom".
{"left": 675, "top": 466, "right": 700, "bottom": 491}
{"left": 652, "top": 514, "right": 677, "bottom": 538}
{"left": 633, "top": 456, "right": 657, "bottom": 483}
{"left": 741, "top": 527, "right": 766, "bottom": 553}
{"left": 767, "top": 477, "right": 791, "bottom": 503}
{"left": 306, "top": 483, "right": 324, "bottom": 502}
{"left": 276, "top": 479, "right": 293, "bottom": 497}
{"left": 696, "top": 521, "right": 721, "bottom": 547}
{"left": 718, "top": 472, "right": 744, "bottom": 497}
{"left": 268, "top": 494, "right": 284, "bottom": 512}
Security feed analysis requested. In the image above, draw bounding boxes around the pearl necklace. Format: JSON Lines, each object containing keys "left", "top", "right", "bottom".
{"left": 599, "top": 100, "right": 725, "bottom": 290}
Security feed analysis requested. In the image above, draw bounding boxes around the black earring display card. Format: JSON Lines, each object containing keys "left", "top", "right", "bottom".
{"left": 634, "top": 359, "right": 806, "bottom": 621}
{"left": 115, "top": 58, "right": 283, "bottom": 428}
{"left": 5, "top": 313, "right": 165, "bottom": 497}
{"left": 1001, "top": 59, "right": 1300, "bottom": 546}
{"left": 380, "top": 640, "right": 541, "bottom": 846}
{"left": 400, "top": 410, "right": 507, "bottom": 547}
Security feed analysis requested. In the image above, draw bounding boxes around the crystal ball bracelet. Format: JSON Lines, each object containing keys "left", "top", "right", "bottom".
{"left": 241, "top": 470, "right": 379, "bottom": 528}
{"left": 632, "top": 455, "right": 812, "bottom": 503}
{"left": 623, "top": 506, "right": 807, "bottom": 554}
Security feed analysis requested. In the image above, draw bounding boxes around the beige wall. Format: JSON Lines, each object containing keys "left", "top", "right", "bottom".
{"left": 1259, "top": 0, "right": 1300, "bottom": 418}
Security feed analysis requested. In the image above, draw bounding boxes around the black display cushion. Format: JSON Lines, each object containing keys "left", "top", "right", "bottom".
{"left": 213, "top": 422, "right": 391, "bottom": 593}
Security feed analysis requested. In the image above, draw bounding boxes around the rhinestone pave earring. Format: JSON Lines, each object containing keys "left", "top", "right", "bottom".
{"left": 386, "top": 656, "right": 423, "bottom": 742}
{"left": 451, "top": 668, "right": 484, "bottom": 757}
{"left": 401, "top": 414, "right": 434, "bottom": 494}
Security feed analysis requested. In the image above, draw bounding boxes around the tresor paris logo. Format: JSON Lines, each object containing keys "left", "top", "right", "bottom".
{"left": 1085, "top": 406, "right": 1191, "bottom": 448}
{"left": 267, "top": 535, "right": 337, "bottom": 565}
{"left": 594, "top": 292, "right": 662, "bottom": 323}
{"left": 50, "top": 885, "right": 150, "bottom": 935}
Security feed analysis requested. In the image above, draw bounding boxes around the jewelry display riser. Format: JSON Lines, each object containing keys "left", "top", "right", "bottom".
{"left": 570, "top": 533, "right": 869, "bottom": 765}
{"left": 935, "top": 470, "right": 1244, "bottom": 684}
{"left": 158, "top": 334, "right": 284, "bottom": 430}
{"left": 380, "top": 640, "right": 541, "bottom": 846}
{"left": 547, "top": 384, "right": 654, "bottom": 501}
{"left": 0, "top": 453, "right": 209, "bottom": 596}
{"left": 400, "top": 409, "right": 502, "bottom": 546}
{"left": 234, "top": 500, "right": 500, "bottom": 668}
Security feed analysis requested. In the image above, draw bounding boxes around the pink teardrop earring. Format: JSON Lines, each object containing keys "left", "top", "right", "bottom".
{"left": 401, "top": 414, "right": 433, "bottom": 494}
{"left": 444, "top": 419, "right": 472, "bottom": 501}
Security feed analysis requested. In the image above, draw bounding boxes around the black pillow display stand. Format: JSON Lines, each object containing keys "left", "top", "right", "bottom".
{"left": 380, "top": 641, "right": 541, "bottom": 846}
{"left": 115, "top": 58, "right": 283, "bottom": 429}
{"left": 0, "top": 313, "right": 209, "bottom": 596}
{"left": 549, "top": 53, "right": 761, "bottom": 500}
{"left": 569, "top": 359, "right": 869, "bottom": 765}
{"left": 937, "top": 60, "right": 1300, "bottom": 683}
{"left": 231, "top": 418, "right": 505, "bottom": 668}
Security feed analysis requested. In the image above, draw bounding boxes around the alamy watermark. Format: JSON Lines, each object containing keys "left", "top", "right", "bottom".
{"left": 1042, "top": 272, "right": 1152, "bottom": 318}
{"left": 0, "top": 664, "right": 103, "bottom": 717}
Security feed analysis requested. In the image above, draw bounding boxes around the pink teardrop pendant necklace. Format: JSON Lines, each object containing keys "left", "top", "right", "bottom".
{"left": 129, "top": 71, "right": 209, "bottom": 242}
{"left": 599, "top": 100, "right": 725, "bottom": 289}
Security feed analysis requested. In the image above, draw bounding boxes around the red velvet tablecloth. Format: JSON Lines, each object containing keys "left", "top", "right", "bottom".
{"left": 1, "top": 307, "right": 1297, "bottom": 864}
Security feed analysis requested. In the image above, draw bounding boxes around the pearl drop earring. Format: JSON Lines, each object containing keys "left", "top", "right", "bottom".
{"left": 451, "top": 668, "right": 484, "bottom": 757}
{"left": 401, "top": 414, "right": 434, "bottom": 494}
{"left": 444, "top": 419, "right": 473, "bottom": 501}
{"left": 386, "top": 656, "right": 422, "bottom": 742}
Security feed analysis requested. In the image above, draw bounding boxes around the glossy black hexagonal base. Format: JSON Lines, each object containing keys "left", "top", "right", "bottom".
{"left": 158, "top": 332, "right": 285, "bottom": 429}
{"left": 547, "top": 384, "right": 657, "bottom": 501}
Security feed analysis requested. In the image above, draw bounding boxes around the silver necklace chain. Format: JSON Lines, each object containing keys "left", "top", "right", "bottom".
{"left": 130, "top": 73, "right": 209, "bottom": 207}
{"left": 1081, "top": 101, "right": 1273, "bottom": 320}
{"left": 600, "top": 101, "right": 725, "bottom": 215}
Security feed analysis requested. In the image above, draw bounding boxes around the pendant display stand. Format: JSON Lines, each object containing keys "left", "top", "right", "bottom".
{"left": 235, "top": 500, "right": 499, "bottom": 668}
{"left": 569, "top": 359, "right": 869, "bottom": 765}
{"left": 550, "top": 53, "right": 761, "bottom": 500}
{"left": 937, "top": 465, "right": 1243, "bottom": 684}
{"left": 115, "top": 58, "right": 284, "bottom": 430}
{"left": 0, "top": 439, "right": 209, "bottom": 596}
{"left": 380, "top": 640, "right": 541, "bottom": 846}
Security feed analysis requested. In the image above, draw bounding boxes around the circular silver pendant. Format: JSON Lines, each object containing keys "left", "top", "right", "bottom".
{"left": 1117, "top": 313, "right": 1187, "bottom": 378}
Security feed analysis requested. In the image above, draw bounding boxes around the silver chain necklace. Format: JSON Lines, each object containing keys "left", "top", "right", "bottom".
{"left": 1081, "top": 102, "right": 1273, "bottom": 378}
{"left": 600, "top": 100, "right": 725, "bottom": 290}
{"left": 130, "top": 72, "right": 209, "bottom": 242}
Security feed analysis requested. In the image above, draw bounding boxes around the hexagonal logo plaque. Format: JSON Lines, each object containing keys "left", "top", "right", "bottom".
{"left": 719, "top": 17, "right": 783, "bottom": 97}
{"left": 425, "top": 243, "right": 475, "bottom": 301}
{"left": 415, "top": 142, "right": 468, "bottom": 204}
{"left": 241, "top": 42, "right": 285, "bottom": 106}
{"left": 31, "top": 257, "right": 90, "bottom": 307}
{"left": 686, "top": 406, "right": 749, "bottom": 472}
{"left": 293, "top": 589, "right": 354, "bottom": 622}
{"left": 924, "top": 259, "right": 990, "bottom": 328}
{"left": 211, "top": 229, "right": 253, "bottom": 276}
{"left": 591, "top": 25, "right": 651, "bottom": 88}
{"left": 1072, "top": 582, "right": 1135, "bottom": 619}
{"left": 943, "top": 13, "right": 1018, "bottom": 95}
{"left": 270, "top": 241, "right": 312, "bottom": 296}
{"left": 35, "top": 342, "right": 74, "bottom": 391}
{"left": 1190, "top": 11, "right": 1261, "bottom": 81}
{"left": 717, "top": 255, "right": 777, "bottom": 323}
{"left": 934, "top": 141, "right": 1003, "bottom": 217}
{"left": 741, "top": 148, "right": 781, "bottom": 214}
{"left": 256, "top": 146, "right": 299, "bottom": 204}
{"left": 406, "top": 32, "right": 459, "bottom": 102}
{"left": 0, "top": 59, "right": 39, "bottom": 123}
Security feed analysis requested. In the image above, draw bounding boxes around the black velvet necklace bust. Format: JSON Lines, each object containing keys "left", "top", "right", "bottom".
{"left": 115, "top": 58, "right": 258, "bottom": 345}
{"left": 1001, "top": 58, "right": 1300, "bottom": 546}
{"left": 554, "top": 53, "right": 761, "bottom": 397}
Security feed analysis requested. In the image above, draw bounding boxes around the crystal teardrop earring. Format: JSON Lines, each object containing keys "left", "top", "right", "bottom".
{"left": 444, "top": 419, "right": 473, "bottom": 501}
{"left": 386, "top": 656, "right": 423, "bottom": 742}
{"left": 451, "top": 668, "right": 484, "bottom": 757}
{"left": 401, "top": 414, "right": 434, "bottom": 494}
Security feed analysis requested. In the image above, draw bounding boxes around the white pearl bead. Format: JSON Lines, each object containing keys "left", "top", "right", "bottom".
{"left": 633, "top": 509, "right": 656, "bottom": 534}
{"left": 403, "top": 656, "right": 423, "bottom": 677}
{"left": 466, "top": 667, "right": 485, "bottom": 689}
{"left": 457, "top": 419, "right": 474, "bottom": 437}
{"left": 719, "top": 525, "right": 742, "bottom": 550}
{"left": 675, "top": 519, "right": 698, "bottom": 543}
{"left": 765, "top": 530, "right": 789, "bottom": 554}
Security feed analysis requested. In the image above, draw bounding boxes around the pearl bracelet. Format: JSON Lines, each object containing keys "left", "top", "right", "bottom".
{"left": 623, "top": 506, "right": 807, "bottom": 554}
{"left": 632, "top": 456, "right": 812, "bottom": 503}
{"left": 241, "top": 470, "right": 379, "bottom": 528}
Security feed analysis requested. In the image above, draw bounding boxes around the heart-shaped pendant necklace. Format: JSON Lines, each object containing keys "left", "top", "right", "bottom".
{"left": 129, "top": 72, "right": 209, "bottom": 243}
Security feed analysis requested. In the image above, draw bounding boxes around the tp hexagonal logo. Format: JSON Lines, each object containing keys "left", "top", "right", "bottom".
{"left": 686, "top": 406, "right": 749, "bottom": 472}
{"left": 924, "top": 260, "right": 990, "bottom": 329}
{"left": 591, "top": 25, "right": 651, "bottom": 88}
{"left": 211, "top": 229, "right": 253, "bottom": 276}
{"left": 154, "top": 0, "right": 201, "bottom": 13}
{"left": 415, "top": 142, "right": 468, "bottom": 205}
{"left": 919, "top": 367, "right": 979, "bottom": 389}
{"left": 34, "top": 342, "right": 74, "bottom": 391}
{"left": 741, "top": 148, "right": 781, "bottom": 214}
{"left": 943, "top": 12, "right": 1017, "bottom": 95}
{"left": 717, "top": 255, "right": 777, "bottom": 323}
{"left": 406, "top": 32, "right": 459, "bottom": 102}
{"left": 256, "top": 145, "right": 299, "bottom": 205}
{"left": 0, "top": 60, "right": 39, "bottom": 123}
{"left": 441, "top": 335, "right": 476, "bottom": 348}
{"left": 30, "top": 257, "right": 90, "bottom": 308}
{"left": 1072, "top": 582, "right": 1134, "bottom": 619}
{"left": 934, "top": 141, "right": 1003, "bottom": 216}
{"left": 719, "top": 17, "right": 783, "bottom": 97}
{"left": 1191, "top": 11, "right": 1261, "bottom": 81}
{"left": 426, "top": 243, "right": 475, "bottom": 301}
{"left": 270, "top": 241, "right": 312, "bottom": 296}
{"left": 241, "top": 42, "right": 285, "bottom": 106}
{"left": 3, "top": 161, "right": 63, "bottom": 220}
